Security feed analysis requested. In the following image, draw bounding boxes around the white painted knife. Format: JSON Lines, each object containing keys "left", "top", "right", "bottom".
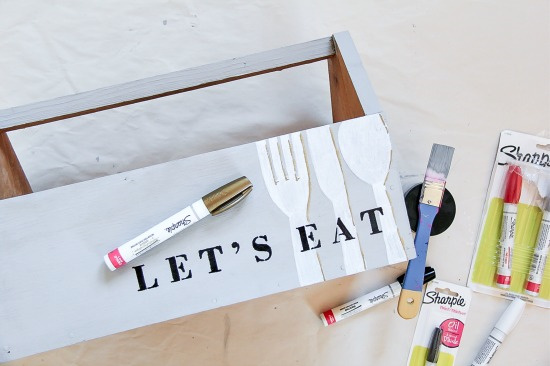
{"left": 305, "top": 126, "right": 365, "bottom": 275}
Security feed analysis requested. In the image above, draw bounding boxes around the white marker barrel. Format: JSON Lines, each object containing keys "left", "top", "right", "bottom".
{"left": 104, "top": 199, "right": 210, "bottom": 270}
{"left": 321, "top": 282, "right": 401, "bottom": 326}
{"left": 525, "top": 211, "right": 550, "bottom": 296}
{"left": 496, "top": 203, "right": 517, "bottom": 288}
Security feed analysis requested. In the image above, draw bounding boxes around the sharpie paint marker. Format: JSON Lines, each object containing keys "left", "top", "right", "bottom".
{"left": 471, "top": 298, "right": 525, "bottom": 366}
{"left": 525, "top": 196, "right": 550, "bottom": 296}
{"left": 321, "top": 267, "right": 436, "bottom": 326}
{"left": 496, "top": 165, "right": 522, "bottom": 288}
{"left": 104, "top": 176, "right": 252, "bottom": 271}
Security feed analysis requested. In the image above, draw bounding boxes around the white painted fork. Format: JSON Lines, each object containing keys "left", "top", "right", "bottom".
{"left": 256, "top": 132, "right": 324, "bottom": 286}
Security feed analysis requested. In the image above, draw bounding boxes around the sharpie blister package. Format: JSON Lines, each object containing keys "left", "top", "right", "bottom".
{"left": 468, "top": 131, "right": 550, "bottom": 308}
{"left": 406, "top": 280, "right": 471, "bottom": 366}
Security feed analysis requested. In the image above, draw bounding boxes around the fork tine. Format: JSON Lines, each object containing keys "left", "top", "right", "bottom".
{"left": 257, "top": 140, "right": 275, "bottom": 185}
{"left": 267, "top": 137, "right": 285, "bottom": 184}
{"left": 289, "top": 132, "right": 307, "bottom": 181}
{"left": 278, "top": 134, "right": 295, "bottom": 181}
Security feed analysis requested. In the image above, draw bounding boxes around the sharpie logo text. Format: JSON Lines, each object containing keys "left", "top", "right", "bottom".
{"left": 423, "top": 291, "right": 467, "bottom": 308}
{"left": 165, "top": 215, "right": 192, "bottom": 233}
{"left": 500, "top": 145, "right": 550, "bottom": 168}
{"left": 368, "top": 292, "right": 389, "bottom": 304}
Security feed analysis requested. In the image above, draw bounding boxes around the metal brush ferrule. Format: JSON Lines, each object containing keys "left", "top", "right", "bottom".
{"left": 420, "top": 180, "right": 445, "bottom": 207}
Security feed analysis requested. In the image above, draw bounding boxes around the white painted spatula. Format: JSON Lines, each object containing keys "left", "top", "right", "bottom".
{"left": 337, "top": 114, "right": 407, "bottom": 264}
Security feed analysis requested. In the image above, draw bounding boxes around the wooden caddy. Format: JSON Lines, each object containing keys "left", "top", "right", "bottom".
{"left": 0, "top": 31, "right": 381, "bottom": 199}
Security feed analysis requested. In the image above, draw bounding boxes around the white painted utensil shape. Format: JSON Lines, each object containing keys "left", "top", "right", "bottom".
{"left": 305, "top": 126, "right": 365, "bottom": 275}
{"left": 337, "top": 115, "right": 406, "bottom": 263}
{"left": 256, "top": 132, "right": 324, "bottom": 286}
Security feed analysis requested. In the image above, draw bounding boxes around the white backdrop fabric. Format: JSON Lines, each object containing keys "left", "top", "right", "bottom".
{"left": 1, "top": 1, "right": 549, "bottom": 365}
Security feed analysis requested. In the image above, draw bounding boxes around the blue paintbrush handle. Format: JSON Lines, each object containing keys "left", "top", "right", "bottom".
{"left": 402, "top": 203, "right": 439, "bottom": 291}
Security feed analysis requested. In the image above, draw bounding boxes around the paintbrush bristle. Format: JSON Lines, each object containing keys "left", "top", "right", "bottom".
{"left": 427, "top": 144, "right": 455, "bottom": 178}
{"left": 419, "top": 143, "right": 455, "bottom": 207}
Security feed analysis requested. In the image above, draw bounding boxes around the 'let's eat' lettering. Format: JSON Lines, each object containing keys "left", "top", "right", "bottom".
{"left": 133, "top": 207, "right": 386, "bottom": 292}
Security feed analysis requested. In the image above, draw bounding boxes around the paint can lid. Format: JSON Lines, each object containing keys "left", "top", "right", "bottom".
{"left": 405, "top": 184, "right": 455, "bottom": 235}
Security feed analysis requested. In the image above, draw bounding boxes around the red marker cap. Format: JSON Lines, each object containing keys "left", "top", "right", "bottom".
{"left": 496, "top": 274, "right": 511, "bottom": 287}
{"left": 503, "top": 165, "right": 522, "bottom": 204}
{"left": 525, "top": 281, "right": 540, "bottom": 295}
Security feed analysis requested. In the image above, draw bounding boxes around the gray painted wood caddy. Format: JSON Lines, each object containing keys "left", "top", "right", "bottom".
{"left": 0, "top": 32, "right": 415, "bottom": 361}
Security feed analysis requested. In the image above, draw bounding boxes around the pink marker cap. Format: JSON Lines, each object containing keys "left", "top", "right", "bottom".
{"left": 322, "top": 310, "right": 336, "bottom": 326}
{"left": 524, "top": 281, "right": 540, "bottom": 296}
{"left": 104, "top": 248, "right": 126, "bottom": 271}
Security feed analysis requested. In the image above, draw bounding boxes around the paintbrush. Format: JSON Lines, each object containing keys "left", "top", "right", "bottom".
{"left": 397, "top": 144, "right": 454, "bottom": 319}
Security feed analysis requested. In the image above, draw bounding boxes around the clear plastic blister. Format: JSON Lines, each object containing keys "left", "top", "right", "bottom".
{"left": 468, "top": 130, "right": 550, "bottom": 308}
{"left": 406, "top": 280, "right": 472, "bottom": 366}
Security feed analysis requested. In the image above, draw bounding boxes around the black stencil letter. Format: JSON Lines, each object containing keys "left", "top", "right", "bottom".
{"left": 333, "top": 217, "right": 356, "bottom": 244}
{"left": 133, "top": 265, "right": 159, "bottom": 291}
{"left": 253, "top": 235, "right": 272, "bottom": 262}
{"left": 296, "top": 223, "right": 321, "bottom": 252}
{"left": 165, "top": 254, "right": 193, "bottom": 283}
{"left": 198, "top": 246, "right": 223, "bottom": 273}
{"left": 360, "top": 207, "right": 384, "bottom": 235}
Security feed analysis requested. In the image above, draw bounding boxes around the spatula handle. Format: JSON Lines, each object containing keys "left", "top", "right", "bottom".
{"left": 397, "top": 203, "right": 439, "bottom": 319}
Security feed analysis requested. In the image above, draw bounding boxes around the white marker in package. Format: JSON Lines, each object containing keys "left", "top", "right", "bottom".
{"left": 468, "top": 130, "right": 550, "bottom": 308}
{"left": 104, "top": 176, "right": 252, "bottom": 270}
{"left": 525, "top": 197, "right": 550, "bottom": 296}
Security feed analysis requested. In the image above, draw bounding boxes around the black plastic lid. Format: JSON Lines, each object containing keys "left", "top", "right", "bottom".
{"left": 396, "top": 266, "right": 436, "bottom": 285}
{"left": 405, "top": 183, "right": 456, "bottom": 236}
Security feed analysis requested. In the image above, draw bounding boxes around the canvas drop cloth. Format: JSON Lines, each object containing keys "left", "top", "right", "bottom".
{"left": 0, "top": 1, "right": 549, "bottom": 365}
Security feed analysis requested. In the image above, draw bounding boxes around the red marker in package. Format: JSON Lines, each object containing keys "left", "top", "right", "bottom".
{"left": 495, "top": 165, "right": 522, "bottom": 288}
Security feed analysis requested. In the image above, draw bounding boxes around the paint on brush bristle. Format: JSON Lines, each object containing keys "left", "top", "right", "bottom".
{"left": 420, "top": 143, "right": 455, "bottom": 207}
{"left": 426, "top": 144, "right": 455, "bottom": 179}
